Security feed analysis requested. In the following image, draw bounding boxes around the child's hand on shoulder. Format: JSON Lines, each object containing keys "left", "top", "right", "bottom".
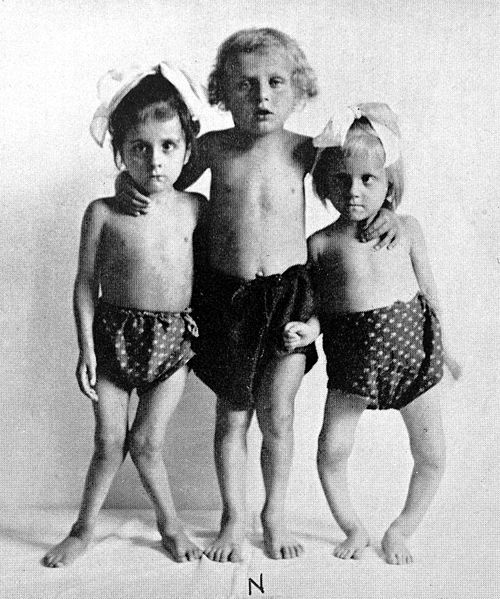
{"left": 361, "top": 206, "right": 400, "bottom": 251}
{"left": 283, "top": 321, "right": 318, "bottom": 351}
{"left": 443, "top": 350, "right": 462, "bottom": 381}
{"left": 115, "top": 171, "right": 150, "bottom": 216}
{"left": 76, "top": 351, "right": 98, "bottom": 401}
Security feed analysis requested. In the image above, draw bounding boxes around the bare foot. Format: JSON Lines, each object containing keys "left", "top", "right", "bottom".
{"left": 159, "top": 524, "right": 202, "bottom": 563}
{"left": 261, "top": 513, "right": 304, "bottom": 560}
{"left": 204, "top": 519, "right": 245, "bottom": 563}
{"left": 334, "top": 527, "right": 370, "bottom": 560}
{"left": 382, "top": 526, "right": 413, "bottom": 565}
{"left": 43, "top": 534, "right": 91, "bottom": 567}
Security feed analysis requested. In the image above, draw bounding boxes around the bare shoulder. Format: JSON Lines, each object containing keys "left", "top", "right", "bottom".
{"left": 289, "top": 132, "right": 315, "bottom": 170}
{"left": 178, "top": 190, "right": 208, "bottom": 220}
{"left": 199, "top": 129, "right": 232, "bottom": 156}
{"left": 400, "top": 214, "right": 425, "bottom": 241}
{"left": 83, "top": 197, "right": 114, "bottom": 222}
{"left": 308, "top": 223, "right": 337, "bottom": 259}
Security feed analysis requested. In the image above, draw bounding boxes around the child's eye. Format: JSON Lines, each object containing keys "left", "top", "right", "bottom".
{"left": 132, "top": 143, "right": 148, "bottom": 155}
{"left": 270, "top": 77, "right": 284, "bottom": 88}
{"left": 362, "top": 174, "right": 374, "bottom": 184}
{"left": 162, "top": 141, "right": 175, "bottom": 152}
{"left": 239, "top": 80, "right": 251, "bottom": 91}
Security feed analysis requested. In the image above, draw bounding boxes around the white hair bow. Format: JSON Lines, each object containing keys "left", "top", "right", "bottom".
{"left": 313, "top": 104, "right": 401, "bottom": 167}
{"left": 90, "top": 61, "right": 207, "bottom": 147}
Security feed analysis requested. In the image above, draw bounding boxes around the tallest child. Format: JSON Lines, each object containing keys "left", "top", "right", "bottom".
{"left": 120, "top": 29, "right": 399, "bottom": 562}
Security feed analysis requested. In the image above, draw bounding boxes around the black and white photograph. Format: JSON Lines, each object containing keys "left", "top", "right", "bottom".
{"left": 0, "top": 1, "right": 498, "bottom": 598}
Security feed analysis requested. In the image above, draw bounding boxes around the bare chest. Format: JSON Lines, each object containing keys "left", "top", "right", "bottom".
{"left": 100, "top": 211, "right": 194, "bottom": 269}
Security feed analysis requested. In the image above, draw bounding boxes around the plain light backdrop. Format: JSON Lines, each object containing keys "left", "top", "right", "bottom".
{"left": 0, "top": 0, "right": 498, "bottom": 542}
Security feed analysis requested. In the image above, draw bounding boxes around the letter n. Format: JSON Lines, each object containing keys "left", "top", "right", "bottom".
{"left": 248, "top": 573, "right": 264, "bottom": 595}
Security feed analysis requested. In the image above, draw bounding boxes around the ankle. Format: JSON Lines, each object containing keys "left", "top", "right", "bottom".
{"left": 69, "top": 521, "right": 94, "bottom": 540}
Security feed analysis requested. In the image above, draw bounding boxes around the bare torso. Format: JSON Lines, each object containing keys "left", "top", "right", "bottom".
{"left": 97, "top": 192, "right": 199, "bottom": 311}
{"left": 310, "top": 216, "right": 419, "bottom": 314}
{"left": 198, "top": 129, "right": 313, "bottom": 280}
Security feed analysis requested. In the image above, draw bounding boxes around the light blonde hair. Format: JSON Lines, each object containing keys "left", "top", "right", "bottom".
{"left": 208, "top": 28, "right": 318, "bottom": 109}
{"left": 313, "top": 117, "right": 405, "bottom": 208}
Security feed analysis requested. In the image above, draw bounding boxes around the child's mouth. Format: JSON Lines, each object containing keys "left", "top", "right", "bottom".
{"left": 256, "top": 109, "right": 272, "bottom": 118}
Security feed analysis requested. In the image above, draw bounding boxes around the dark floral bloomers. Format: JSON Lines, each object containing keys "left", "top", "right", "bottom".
{"left": 321, "top": 293, "right": 444, "bottom": 410}
{"left": 191, "top": 264, "right": 318, "bottom": 409}
{"left": 93, "top": 300, "right": 198, "bottom": 395}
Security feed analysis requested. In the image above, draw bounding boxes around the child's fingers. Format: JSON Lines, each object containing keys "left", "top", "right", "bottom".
{"left": 373, "top": 233, "right": 391, "bottom": 251}
{"left": 284, "top": 322, "right": 303, "bottom": 337}
{"left": 76, "top": 364, "right": 98, "bottom": 401}
{"left": 447, "top": 358, "right": 462, "bottom": 381}
{"left": 361, "top": 214, "right": 388, "bottom": 241}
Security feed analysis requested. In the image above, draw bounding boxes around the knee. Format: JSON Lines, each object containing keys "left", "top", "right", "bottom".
{"left": 94, "top": 431, "right": 126, "bottom": 461}
{"left": 129, "top": 432, "right": 163, "bottom": 464}
{"left": 316, "top": 432, "right": 352, "bottom": 471}
{"left": 412, "top": 444, "right": 446, "bottom": 477}
{"left": 260, "top": 410, "right": 294, "bottom": 441}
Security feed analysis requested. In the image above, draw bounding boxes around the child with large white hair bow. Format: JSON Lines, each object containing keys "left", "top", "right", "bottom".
{"left": 284, "top": 103, "right": 461, "bottom": 565}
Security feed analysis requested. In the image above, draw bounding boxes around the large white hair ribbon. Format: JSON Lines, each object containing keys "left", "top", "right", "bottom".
{"left": 312, "top": 103, "right": 401, "bottom": 167}
{"left": 90, "top": 61, "right": 207, "bottom": 147}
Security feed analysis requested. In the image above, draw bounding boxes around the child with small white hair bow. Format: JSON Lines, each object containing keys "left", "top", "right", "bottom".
{"left": 44, "top": 62, "right": 207, "bottom": 568}
{"left": 284, "top": 102, "right": 461, "bottom": 565}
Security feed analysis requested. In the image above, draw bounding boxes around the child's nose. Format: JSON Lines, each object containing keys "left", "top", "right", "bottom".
{"left": 350, "top": 178, "right": 362, "bottom": 197}
{"left": 256, "top": 81, "right": 270, "bottom": 103}
{"left": 150, "top": 147, "right": 163, "bottom": 166}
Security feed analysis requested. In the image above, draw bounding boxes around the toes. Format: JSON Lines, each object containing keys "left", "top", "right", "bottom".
{"left": 352, "top": 549, "right": 363, "bottom": 560}
{"left": 229, "top": 548, "right": 243, "bottom": 563}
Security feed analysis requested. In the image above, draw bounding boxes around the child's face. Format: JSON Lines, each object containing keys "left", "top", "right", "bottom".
{"left": 223, "top": 49, "right": 298, "bottom": 136}
{"left": 325, "top": 150, "right": 389, "bottom": 223}
{"left": 120, "top": 116, "right": 190, "bottom": 195}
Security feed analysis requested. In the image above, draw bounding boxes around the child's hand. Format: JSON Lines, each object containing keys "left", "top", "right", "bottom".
{"left": 115, "top": 171, "right": 150, "bottom": 216}
{"left": 283, "top": 322, "right": 317, "bottom": 351}
{"left": 76, "top": 352, "right": 98, "bottom": 401}
{"left": 443, "top": 351, "right": 462, "bottom": 381}
{"left": 361, "top": 207, "right": 400, "bottom": 250}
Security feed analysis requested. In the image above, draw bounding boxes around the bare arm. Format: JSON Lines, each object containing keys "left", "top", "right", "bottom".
{"left": 283, "top": 234, "right": 322, "bottom": 351}
{"left": 407, "top": 216, "right": 461, "bottom": 379}
{"left": 73, "top": 200, "right": 107, "bottom": 399}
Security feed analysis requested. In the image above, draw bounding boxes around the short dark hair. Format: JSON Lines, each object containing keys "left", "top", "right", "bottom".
{"left": 109, "top": 72, "right": 200, "bottom": 164}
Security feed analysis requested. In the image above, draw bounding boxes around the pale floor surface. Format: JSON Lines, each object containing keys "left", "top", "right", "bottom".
{"left": 0, "top": 507, "right": 498, "bottom": 599}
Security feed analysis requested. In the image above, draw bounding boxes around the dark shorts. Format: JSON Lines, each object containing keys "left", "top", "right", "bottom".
{"left": 93, "top": 301, "right": 198, "bottom": 395}
{"left": 191, "top": 264, "right": 318, "bottom": 408}
{"left": 321, "top": 293, "right": 443, "bottom": 410}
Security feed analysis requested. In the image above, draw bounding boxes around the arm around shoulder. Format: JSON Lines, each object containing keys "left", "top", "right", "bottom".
{"left": 176, "top": 132, "right": 214, "bottom": 190}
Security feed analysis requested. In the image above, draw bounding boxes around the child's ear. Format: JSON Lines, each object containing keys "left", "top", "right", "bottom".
{"left": 385, "top": 181, "right": 394, "bottom": 203}
{"left": 183, "top": 145, "right": 191, "bottom": 165}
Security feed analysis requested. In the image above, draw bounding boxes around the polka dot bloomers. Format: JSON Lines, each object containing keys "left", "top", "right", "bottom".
{"left": 93, "top": 300, "right": 198, "bottom": 395}
{"left": 321, "top": 293, "right": 444, "bottom": 410}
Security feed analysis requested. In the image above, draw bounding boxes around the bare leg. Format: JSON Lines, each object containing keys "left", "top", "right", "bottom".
{"left": 204, "top": 401, "right": 253, "bottom": 563}
{"left": 43, "top": 376, "right": 129, "bottom": 567}
{"left": 129, "top": 366, "right": 201, "bottom": 562}
{"left": 317, "top": 390, "right": 369, "bottom": 560}
{"left": 382, "top": 388, "right": 445, "bottom": 565}
{"left": 255, "top": 354, "right": 305, "bottom": 560}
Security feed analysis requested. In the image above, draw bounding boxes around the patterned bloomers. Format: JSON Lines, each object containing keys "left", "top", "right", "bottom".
{"left": 321, "top": 293, "right": 443, "bottom": 410}
{"left": 93, "top": 300, "right": 198, "bottom": 395}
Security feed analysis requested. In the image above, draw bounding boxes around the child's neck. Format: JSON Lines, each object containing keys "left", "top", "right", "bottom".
{"left": 232, "top": 125, "right": 287, "bottom": 150}
{"left": 147, "top": 187, "right": 177, "bottom": 207}
{"left": 336, "top": 213, "right": 377, "bottom": 239}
